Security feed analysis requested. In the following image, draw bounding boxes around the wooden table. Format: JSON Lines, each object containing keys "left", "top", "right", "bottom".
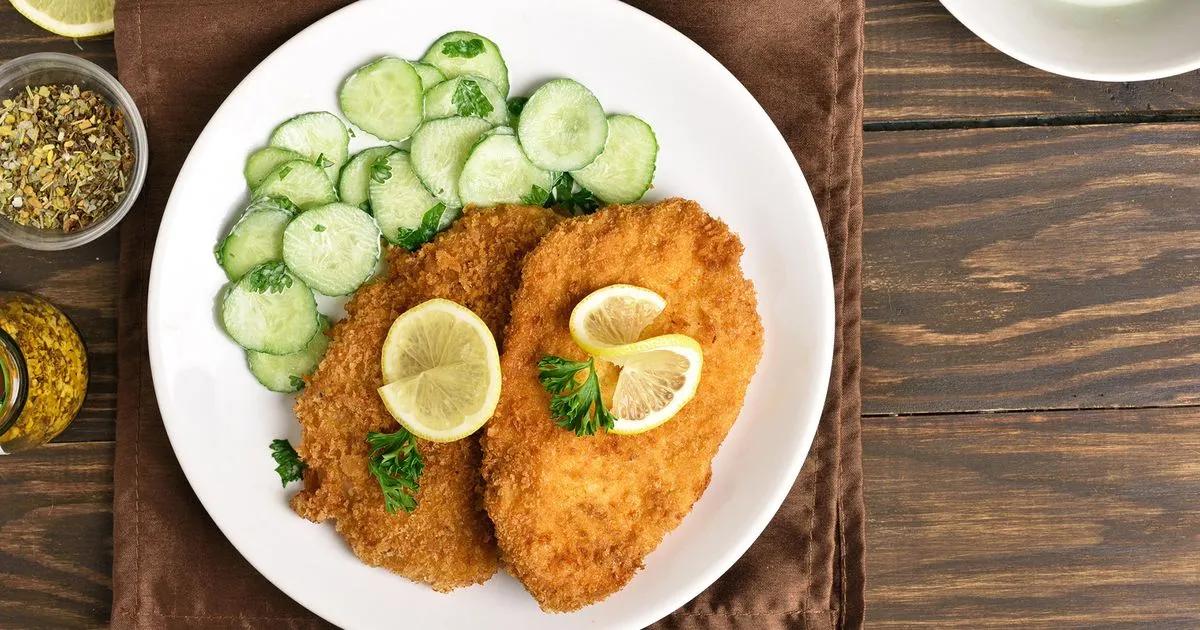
{"left": 2, "top": 1, "right": 1198, "bottom": 626}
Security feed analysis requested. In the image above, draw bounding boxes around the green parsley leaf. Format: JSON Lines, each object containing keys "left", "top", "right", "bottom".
{"left": 441, "top": 38, "right": 485, "bottom": 58}
{"left": 314, "top": 153, "right": 333, "bottom": 169}
{"left": 347, "top": 127, "right": 356, "bottom": 138}
{"left": 288, "top": 375, "right": 306, "bottom": 391}
{"left": 370, "top": 155, "right": 392, "bottom": 184}
{"left": 366, "top": 428, "right": 424, "bottom": 514}
{"left": 520, "top": 184, "right": 551, "bottom": 206}
{"left": 544, "top": 172, "right": 601, "bottom": 215}
{"left": 395, "top": 203, "right": 446, "bottom": 251}
{"left": 244, "top": 261, "right": 293, "bottom": 294}
{"left": 507, "top": 96, "right": 529, "bottom": 119}
{"left": 313, "top": 224, "right": 326, "bottom": 233}
{"left": 452, "top": 79, "right": 494, "bottom": 118}
{"left": 269, "top": 439, "right": 305, "bottom": 486}
{"left": 538, "top": 355, "right": 615, "bottom": 436}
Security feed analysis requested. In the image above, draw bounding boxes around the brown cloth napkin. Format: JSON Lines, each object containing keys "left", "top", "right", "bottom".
{"left": 112, "top": 1, "right": 865, "bottom": 628}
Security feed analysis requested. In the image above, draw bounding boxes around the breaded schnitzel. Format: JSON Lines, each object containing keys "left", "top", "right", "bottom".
{"left": 291, "top": 205, "right": 561, "bottom": 591}
{"left": 482, "top": 198, "right": 764, "bottom": 611}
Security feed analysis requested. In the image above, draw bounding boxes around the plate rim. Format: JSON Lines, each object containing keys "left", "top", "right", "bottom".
{"left": 146, "top": 0, "right": 836, "bottom": 626}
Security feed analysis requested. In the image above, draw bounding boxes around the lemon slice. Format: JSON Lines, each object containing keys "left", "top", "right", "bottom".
{"left": 377, "top": 298, "right": 501, "bottom": 442}
{"left": 569, "top": 284, "right": 666, "bottom": 357}
{"left": 10, "top": 0, "right": 115, "bottom": 38}
{"left": 602, "top": 333, "right": 703, "bottom": 435}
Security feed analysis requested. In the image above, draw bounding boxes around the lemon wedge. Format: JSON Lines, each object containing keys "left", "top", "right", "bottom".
{"left": 10, "top": 0, "right": 115, "bottom": 38}
{"left": 602, "top": 333, "right": 703, "bottom": 435}
{"left": 569, "top": 284, "right": 666, "bottom": 357}
{"left": 377, "top": 298, "right": 500, "bottom": 442}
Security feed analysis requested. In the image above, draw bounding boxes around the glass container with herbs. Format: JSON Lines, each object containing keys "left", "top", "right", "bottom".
{"left": 0, "top": 83, "right": 133, "bottom": 232}
{"left": 0, "top": 291, "right": 88, "bottom": 453}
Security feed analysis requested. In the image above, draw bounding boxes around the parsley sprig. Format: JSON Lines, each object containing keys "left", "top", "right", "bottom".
{"left": 395, "top": 203, "right": 446, "bottom": 251}
{"left": 269, "top": 439, "right": 305, "bottom": 486}
{"left": 367, "top": 428, "right": 425, "bottom": 514}
{"left": 538, "top": 355, "right": 615, "bottom": 436}
{"left": 245, "top": 261, "right": 293, "bottom": 294}
{"left": 369, "top": 155, "right": 392, "bottom": 184}
{"left": 441, "top": 38, "right": 485, "bottom": 58}
{"left": 521, "top": 172, "right": 601, "bottom": 215}
{"left": 507, "top": 96, "right": 529, "bottom": 119}
{"left": 452, "top": 79, "right": 495, "bottom": 118}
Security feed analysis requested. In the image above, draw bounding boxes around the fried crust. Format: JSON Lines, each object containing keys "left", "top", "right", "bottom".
{"left": 482, "top": 199, "right": 764, "bottom": 610}
{"left": 291, "top": 205, "right": 561, "bottom": 591}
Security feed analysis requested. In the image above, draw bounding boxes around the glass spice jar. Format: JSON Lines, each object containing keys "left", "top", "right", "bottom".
{"left": 0, "top": 291, "right": 88, "bottom": 453}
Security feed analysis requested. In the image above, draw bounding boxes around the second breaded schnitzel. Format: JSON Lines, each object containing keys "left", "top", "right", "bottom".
{"left": 292, "top": 205, "right": 561, "bottom": 591}
{"left": 482, "top": 199, "right": 764, "bottom": 611}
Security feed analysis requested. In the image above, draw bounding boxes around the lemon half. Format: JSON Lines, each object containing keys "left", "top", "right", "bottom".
{"left": 377, "top": 298, "right": 500, "bottom": 442}
{"left": 603, "top": 334, "right": 703, "bottom": 435}
{"left": 10, "top": 0, "right": 115, "bottom": 38}
{"left": 569, "top": 284, "right": 666, "bottom": 357}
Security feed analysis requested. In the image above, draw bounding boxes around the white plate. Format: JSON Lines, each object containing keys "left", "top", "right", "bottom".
{"left": 941, "top": 0, "right": 1200, "bottom": 81}
{"left": 147, "top": 0, "right": 834, "bottom": 627}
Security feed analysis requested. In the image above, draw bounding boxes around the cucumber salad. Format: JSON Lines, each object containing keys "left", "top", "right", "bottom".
{"left": 214, "top": 31, "right": 659, "bottom": 393}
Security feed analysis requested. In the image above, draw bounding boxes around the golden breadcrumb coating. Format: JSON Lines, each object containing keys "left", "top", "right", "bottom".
{"left": 292, "top": 205, "right": 561, "bottom": 592}
{"left": 482, "top": 198, "right": 764, "bottom": 611}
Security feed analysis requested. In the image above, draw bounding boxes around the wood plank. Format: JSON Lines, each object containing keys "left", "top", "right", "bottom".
{"left": 0, "top": 441, "right": 113, "bottom": 628}
{"left": 866, "top": 0, "right": 1200, "bottom": 123}
{"left": 865, "top": 406, "right": 1200, "bottom": 627}
{"left": 0, "top": 9, "right": 119, "bottom": 444}
{"left": 863, "top": 122, "right": 1200, "bottom": 415}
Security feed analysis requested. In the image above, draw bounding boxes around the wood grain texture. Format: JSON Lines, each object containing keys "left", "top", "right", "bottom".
{"left": 866, "top": 0, "right": 1200, "bottom": 123}
{"left": 0, "top": 441, "right": 113, "bottom": 628}
{"left": 865, "top": 406, "right": 1200, "bottom": 628}
{"left": 0, "top": 5, "right": 118, "bottom": 443}
{"left": 863, "top": 122, "right": 1200, "bottom": 415}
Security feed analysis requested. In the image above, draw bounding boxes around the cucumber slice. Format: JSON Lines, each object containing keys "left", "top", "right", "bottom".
{"left": 409, "top": 116, "right": 493, "bottom": 208}
{"left": 215, "top": 196, "right": 297, "bottom": 280}
{"left": 368, "top": 151, "right": 447, "bottom": 244}
{"left": 423, "top": 76, "right": 508, "bottom": 126}
{"left": 221, "top": 262, "right": 319, "bottom": 355}
{"left": 338, "top": 146, "right": 398, "bottom": 209}
{"left": 411, "top": 61, "right": 446, "bottom": 90}
{"left": 244, "top": 147, "right": 303, "bottom": 189}
{"left": 569, "top": 114, "right": 658, "bottom": 204}
{"left": 247, "top": 315, "right": 331, "bottom": 393}
{"left": 268, "top": 112, "right": 349, "bottom": 181}
{"left": 516, "top": 79, "right": 608, "bottom": 171}
{"left": 459, "top": 132, "right": 553, "bottom": 207}
{"left": 421, "top": 31, "right": 510, "bottom": 97}
{"left": 339, "top": 57, "right": 424, "bottom": 142}
{"left": 253, "top": 160, "right": 337, "bottom": 210}
{"left": 282, "top": 202, "right": 381, "bottom": 296}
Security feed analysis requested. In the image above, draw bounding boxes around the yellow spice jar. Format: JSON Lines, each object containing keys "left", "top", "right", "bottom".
{"left": 0, "top": 291, "right": 88, "bottom": 453}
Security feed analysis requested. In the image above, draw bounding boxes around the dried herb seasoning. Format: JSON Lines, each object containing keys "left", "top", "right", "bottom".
{"left": 0, "top": 84, "right": 133, "bottom": 233}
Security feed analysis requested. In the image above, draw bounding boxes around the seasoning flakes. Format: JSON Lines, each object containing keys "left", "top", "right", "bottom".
{"left": 0, "top": 84, "right": 133, "bottom": 233}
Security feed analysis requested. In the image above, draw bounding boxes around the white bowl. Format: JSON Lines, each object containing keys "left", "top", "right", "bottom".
{"left": 941, "top": 0, "right": 1200, "bottom": 81}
